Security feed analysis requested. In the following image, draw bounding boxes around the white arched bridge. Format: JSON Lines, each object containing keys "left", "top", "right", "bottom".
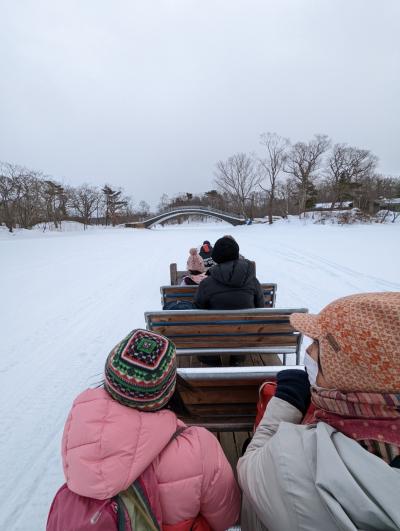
{"left": 126, "top": 206, "right": 247, "bottom": 228}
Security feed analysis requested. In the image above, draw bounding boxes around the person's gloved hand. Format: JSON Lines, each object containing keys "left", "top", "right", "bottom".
{"left": 275, "top": 369, "right": 311, "bottom": 416}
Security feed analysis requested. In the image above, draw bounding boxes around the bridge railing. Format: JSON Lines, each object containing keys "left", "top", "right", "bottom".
{"left": 155, "top": 205, "right": 245, "bottom": 219}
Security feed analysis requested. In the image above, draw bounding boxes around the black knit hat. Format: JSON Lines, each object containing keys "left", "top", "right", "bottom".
{"left": 211, "top": 236, "right": 239, "bottom": 263}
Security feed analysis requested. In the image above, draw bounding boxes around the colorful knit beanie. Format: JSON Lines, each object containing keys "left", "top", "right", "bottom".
{"left": 104, "top": 329, "right": 177, "bottom": 411}
{"left": 212, "top": 236, "right": 239, "bottom": 264}
{"left": 187, "top": 248, "right": 205, "bottom": 273}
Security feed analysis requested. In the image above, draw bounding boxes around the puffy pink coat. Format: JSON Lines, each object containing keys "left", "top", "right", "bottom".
{"left": 62, "top": 388, "right": 240, "bottom": 531}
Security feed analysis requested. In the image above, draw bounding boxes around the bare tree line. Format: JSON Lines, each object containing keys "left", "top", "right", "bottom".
{"left": 213, "top": 133, "right": 400, "bottom": 223}
{"left": 156, "top": 134, "right": 399, "bottom": 224}
{"left": 0, "top": 162, "right": 137, "bottom": 232}
{"left": 2, "top": 133, "right": 399, "bottom": 232}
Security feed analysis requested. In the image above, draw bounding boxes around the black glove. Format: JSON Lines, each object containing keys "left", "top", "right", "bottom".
{"left": 275, "top": 369, "right": 311, "bottom": 416}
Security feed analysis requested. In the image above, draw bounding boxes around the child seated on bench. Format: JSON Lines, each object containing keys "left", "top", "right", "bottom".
{"left": 52, "top": 329, "right": 240, "bottom": 530}
{"left": 238, "top": 292, "right": 400, "bottom": 531}
{"left": 180, "top": 248, "right": 207, "bottom": 285}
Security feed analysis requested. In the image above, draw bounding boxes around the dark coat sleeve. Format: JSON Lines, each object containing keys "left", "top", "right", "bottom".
{"left": 254, "top": 279, "right": 265, "bottom": 308}
{"left": 194, "top": 280, "right": 209, "bottom": 309}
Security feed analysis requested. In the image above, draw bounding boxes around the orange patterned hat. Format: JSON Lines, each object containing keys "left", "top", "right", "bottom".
{"left": 290, "top": 292, "right": 400, "bottom": 392}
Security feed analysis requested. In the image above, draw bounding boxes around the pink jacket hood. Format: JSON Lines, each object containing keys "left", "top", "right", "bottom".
{"left": 62, "top": 387, "right": 179, "bottom": 499}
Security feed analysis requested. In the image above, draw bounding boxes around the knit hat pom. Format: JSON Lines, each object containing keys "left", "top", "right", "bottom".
{"left": 104, "top": 329, "right": 177, "bottom": 411}
{"left": 187, "top": 248, "right": 205, "bottom": 273}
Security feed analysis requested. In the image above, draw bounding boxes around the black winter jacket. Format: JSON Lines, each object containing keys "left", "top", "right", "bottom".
{"left": 194, "top": 259, "right": 264, "bottom": 310}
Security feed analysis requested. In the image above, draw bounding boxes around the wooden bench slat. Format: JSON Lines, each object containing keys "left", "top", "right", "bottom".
{"left": 151, "top": 324, "right": 296, "bottom": 335}
{"left": 151, "top": 318, "right": 293, "bottom": 327}
{"left": 151, "top": 309, "right": 296, "bottom": 322}
{"left": 177, "top": 365, "right": 298, "bottom": 378}
{"left": 176, "top": 365, "right": 305, "bottom": 431}
{"left": 177, "top": 347, "right": 296, "bottom": 354}
{"left": 146, "top": 308, "right": 307, "bottom": 365}
{"left": 161, "top": 282, "right": 277, "bottom": 308}
{"left": 183, "top": 418, "right": 255, "bottom": 432}
{"left": 181, "top": 388, "right": 258, "bottom": 404}
{"left": 156, "top": 337, "right": 299, "bottom": 349}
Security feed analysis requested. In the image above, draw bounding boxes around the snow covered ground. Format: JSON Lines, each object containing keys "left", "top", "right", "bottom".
{"left": 1, "top": 219, "right": 399, "bottom": 530}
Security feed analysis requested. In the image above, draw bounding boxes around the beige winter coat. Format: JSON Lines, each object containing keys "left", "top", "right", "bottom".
{"left": 237, "top": 397, "right": 400, "bottom": 531}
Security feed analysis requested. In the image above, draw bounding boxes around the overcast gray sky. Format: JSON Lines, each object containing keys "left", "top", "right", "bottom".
{"left": 1, "top": 0, "right": 399, "bottom": 206}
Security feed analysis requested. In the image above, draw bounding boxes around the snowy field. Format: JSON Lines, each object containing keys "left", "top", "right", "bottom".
{"left": 1, "top": 219, "right": 399, "bottom": 530}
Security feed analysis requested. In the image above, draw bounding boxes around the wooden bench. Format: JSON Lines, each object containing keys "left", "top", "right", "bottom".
{"left": 145, "top": 307, "right": 306, "bottom": 469}
{"left": 160, "top": 283, "right": 277, "bottom": 308}
{"left": 177, "top": 364, "right": 305, "bottom": 485}
{"left": 176, "top": 365, "right": 304, "bottom": 432}
{"left": 145, "top": 307, "right": 307, "bottom": 367}
{"left": 145, "top": 308, "right": 307, "bottom": 466}
{"left": 170, "top": 261, "right": 256, "bottom": 285}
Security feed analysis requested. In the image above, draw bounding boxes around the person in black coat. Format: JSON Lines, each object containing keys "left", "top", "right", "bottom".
{"left": 194, "top": 237, "right": 264, "bottom": 367}
{"left": 194, "top": 237, "right": 264, "bottom": 310}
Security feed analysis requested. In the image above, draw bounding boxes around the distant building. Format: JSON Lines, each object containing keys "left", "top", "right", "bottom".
{"left": 372, "top": 197, "right": 400, "bottom": 215}
{"left": 375, "top": 197, "right": 400, "bottom": 208}
{"left": 312, "top": 201, "right": 353, "bottom": 211}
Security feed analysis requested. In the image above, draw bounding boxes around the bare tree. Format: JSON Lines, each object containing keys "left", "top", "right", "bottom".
{"left": 285, "top": 135, "right": 331, "bottom": 216}
{"left": 0, "top": 163, "right": 18, "bottom": 232}
{"left": 258, "top": 133, "right": 289, "bottom": 224}
{"left": 214, "top": 153, "right": 261, "bottom": 217}
{"left": 15, "top": 171, "right": 44, "bottom": 228}
{"left": 137, "top": 200, "right": 150, "bottom": 218}
{"left": 273, "top": 178, "right": 298, "bottom": 217}
{"left": 70, "top": 185, "right": 101, "bottom": 228}
{"left": 326, "top": 144, "right": 378, "bottom": 208}
{"left": 0, "top": 163, "right": 44, "bottom": 231}
{"left": 157, "top": 193, "right": 170, "bottom": 213}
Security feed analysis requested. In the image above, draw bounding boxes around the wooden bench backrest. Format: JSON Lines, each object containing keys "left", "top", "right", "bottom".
{"left": 145, "top": 308, "right": 306, "bottom": 361}
{"left": 177, "top": 365, "right": 305, "bottom": 431}
{"left": 170, "top": 260, "right": 256, "bottom": 285}
{"left": 160, "top": 283, "right": 277, "bottom": 308}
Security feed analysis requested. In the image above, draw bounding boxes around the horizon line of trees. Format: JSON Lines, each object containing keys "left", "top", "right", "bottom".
{"left": 1, "top": 133, "right": 399, "bottom": 231}
{"left": 212, "top": 133, "right": 400, "bottom": 223}
{"left": 0, "top": 162, "right": 154, "bottom": 232}
{"left": 157, "top": 133, "right": 400, "bottom": 225}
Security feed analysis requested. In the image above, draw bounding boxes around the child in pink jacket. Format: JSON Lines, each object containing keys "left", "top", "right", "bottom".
{"left": 61, "top": 329, "right": 240, "bottom": 530}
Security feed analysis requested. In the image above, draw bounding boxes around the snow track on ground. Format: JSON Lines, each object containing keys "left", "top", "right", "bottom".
{"left": 0, "top": 221, "right": 399, "bottom": 530}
